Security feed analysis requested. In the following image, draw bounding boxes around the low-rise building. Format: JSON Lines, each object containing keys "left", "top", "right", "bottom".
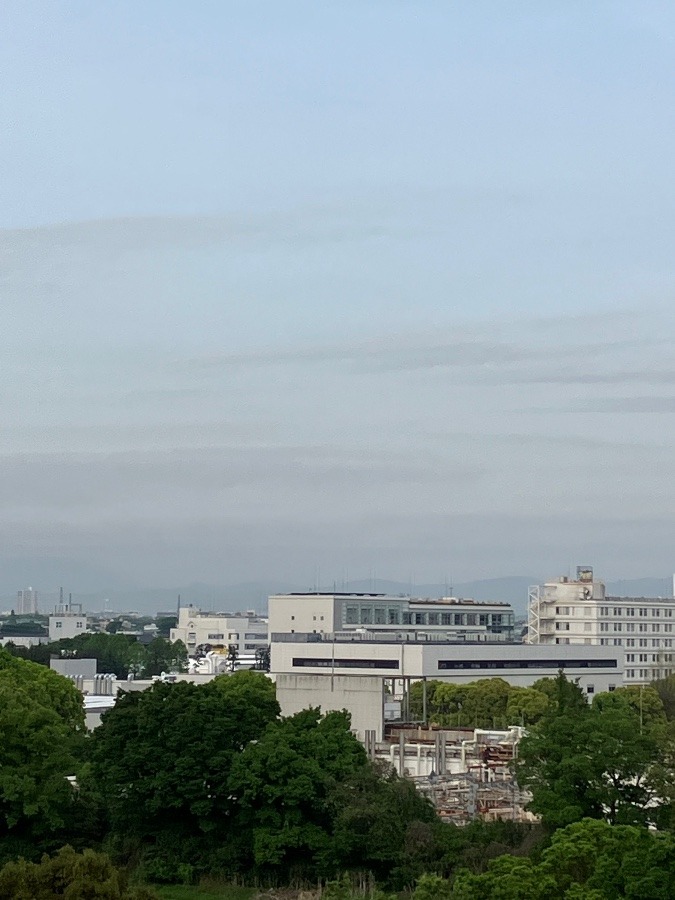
{"left": 170, "top": 605, "right": 268, "bottom": 663}
{"left": 269, "top": 591, "right": 515, "bottom": 641}
{"left": 271, "top": 631, "right": 623, "bottom": 741}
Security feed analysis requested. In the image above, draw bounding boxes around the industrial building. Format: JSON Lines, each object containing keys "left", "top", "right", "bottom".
{"left": 269, "top": 591, "right": 515, "bottom": 641}
{"left": 527, "top": 566, "right": 675, "bottom": 683}
{"left": 270, "top": 630, "right": 623, "bottom": 742}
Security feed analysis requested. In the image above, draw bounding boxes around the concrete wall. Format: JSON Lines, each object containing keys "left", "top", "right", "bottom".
{"left": 269, "top": 595, "right": 338, "bottom": 635}
{"left": 275, "top": 672, "right": 385, "bottom": 740}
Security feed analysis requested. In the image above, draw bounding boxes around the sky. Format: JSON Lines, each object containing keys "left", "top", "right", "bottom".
{"left": 1, "top": 1, "right": 675, "bottom": 595}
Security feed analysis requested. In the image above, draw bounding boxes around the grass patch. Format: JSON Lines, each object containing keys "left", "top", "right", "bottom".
{"left": 155, "top": 884, "right": 257, "bottom": 900}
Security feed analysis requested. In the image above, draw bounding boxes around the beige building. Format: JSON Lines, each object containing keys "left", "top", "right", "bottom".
{"left": 170, "top": 605, "right": 268, "bottom": 662}
{"left": 269, "top": 592, "right": 515, "bottom": 642}
{"left": 526, "top": 567, "right": 675, "bottom": 683}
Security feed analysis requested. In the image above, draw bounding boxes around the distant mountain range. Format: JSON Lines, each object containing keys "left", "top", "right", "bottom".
{"left": 2, "top": 572, "right": 671, "bottom": 617}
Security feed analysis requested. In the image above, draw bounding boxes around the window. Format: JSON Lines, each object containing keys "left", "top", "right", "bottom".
{"left": 291, "top": 615, "right": 295, "bottom": 620}
{"left": 653, "top": 624, "right": 661, "bottom": 633}
{"left": 613, "top": 623, "right": 622, "bottom": 632}
{"left": 600, "top": 623, "right": 609, "bottom": 632}
{"left": 626, "top": 623, "right": 635, "bottom": 632}
{"left": 293, "top": 657, "right": 399, "bottom": 670}
{"left": 76, "top": 621, "right": 83, "bottom": 628}
{"left": 207, "top": 633, "right": 224, "bottom": 640}
{"left": 639, "top": 624, "right": 648, "bottom": 632}
{"left": 428, "top": 612, "right": 439, "bottom": 626}
{"left": 586, "top": 685, "right": 595, "bottom": 694}
{"left": 441, "top": 613, "right": 452, "bottom": 626}
{"left": 466, "top": 614, "right": 477, "bottom": 626}
{"left": 454, "top": 614, "right": 463, "bottom": 625}
{"left": 627, "top": 654, "right": 635, "bottom": 662}
{"left": 665, "top": 624, "right": 673, "bottom": 633}
{"left": 55, "top": 621, "right": 62, "bottom": 628}
{"left": 388, "top": 608, "right": 400, "bottom": 625}
{"left": 228, "top": 633, "right": 239, "bottom": 640}
{"left": 653, "top": 609, "right": 661, "bottom": 617}
{"left": 360, "top": 607, "right": 373, "bottom": 625}
{"left": 345, "top": 607, "right": 358, "bottom": 625}
{"left": 556, "top": 622, "right": 570, "bottom": 631}
{"left": 626, "top": 608, "right": 635, "bottom": 617}
{"left": 600, "top": 607, "right": 609, "bottom": 616}
{"left": 479, "top": 615, "right": 488, "bottom": 626}
{"left": 626, "top": 638, "right": 635, "bottom": 647}
{"left": 613, "top": 639, "right": 622, "bottom": 646}
{"left": 374, "top": 607, "right": 386, "bottom": 625}
{"left": 613, "top": 608, "right": 622, "bottom": 616}
{"left": 414, "top": 612, "right": 425, "bottom": 626}
{"left": 639, "top": 638, "right": 648, "bottom": 647}
{"left": 609, "top": 684, "right": 616, "bottom": 691}
{"left": 639, "top": 608, "right": 648, "bottom": 617}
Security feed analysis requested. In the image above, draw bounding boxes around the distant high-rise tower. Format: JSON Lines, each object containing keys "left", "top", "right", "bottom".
{"left": 16, "top": 587, "right": 38, "bottom": 615}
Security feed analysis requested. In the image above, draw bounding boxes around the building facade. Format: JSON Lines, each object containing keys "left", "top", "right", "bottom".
{"left": 271, "top": 633, "right": 623, "bottom": 740}
{"left": 170, "top": 605, "right": 268, "bottom": 663}
{"left": 16, "top": 587, "right": 38, "bottom": 615}
{"left": 526, "top": 567, "right": 675, "bottom": 683}
{"left": 269, "top": 592, "right": 515, "bottom": 642}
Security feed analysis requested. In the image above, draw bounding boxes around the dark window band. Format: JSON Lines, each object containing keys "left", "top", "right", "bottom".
{"left": 438, "top": 659, "right": 617, "bottom": 670}
{"left": 292, "top": 657, "right": 399, "bottom": 669}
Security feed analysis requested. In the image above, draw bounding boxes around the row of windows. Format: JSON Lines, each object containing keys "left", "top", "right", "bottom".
{"left": 438, "top": 658, "right": 618, "bottom": 670}
{"left": 344, "top": 606, "right": 513, "bottom": 628}
{"left": 292, "top": 657, "right": 399, "bottom": 669}
{"left": 599, "top": 607, "right": 673, "bottom": 618}
{"left": 626, "top": 653, "right": 674, "bottom": 663}
{"left": 598, "top": 638, "right": 672, "bottom": 648}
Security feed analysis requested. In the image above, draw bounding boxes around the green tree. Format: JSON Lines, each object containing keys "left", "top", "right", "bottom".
{"left": 445, "top": 820, "right": 675, "bottom": 899}
{"left": 228, "top": 708, "right": 368, "bottom": 879}
{"left": 325, "top": 760, "right": 437, "bottom": 885}
{"left": 505, "top": 687, "right": 551, "bottom": 725}
{"left": 154, "top": 616, "right": 177, "bottom": 638}
{"left": 0, "top": 845, "right": 157, "bottom": 899}
{"left": 0, "top": 649, "right": 85, "bottom": 857}
{"left": 141, "top": 637, "right": 187, "bottom": 677}
{"left": 89, "top": 670, "right": 279, "bottom": 880}
{"left": 516, "top": 674, "right": 669, "bottom": 829}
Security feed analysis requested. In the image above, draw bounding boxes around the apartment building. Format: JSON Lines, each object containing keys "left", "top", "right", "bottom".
{"left": 526, "top": 566, "right": 675, "bottom": 683}
{"left": 170, "top": 605, "right": 268, "bottom": 662}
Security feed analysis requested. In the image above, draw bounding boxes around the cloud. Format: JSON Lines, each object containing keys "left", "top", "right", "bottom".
{"left": 568, "top": 397, "right": 675, "bottom": 414}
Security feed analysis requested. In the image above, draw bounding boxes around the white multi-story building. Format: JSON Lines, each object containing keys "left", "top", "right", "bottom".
{"left": 49, "top": 611, "right": 88, "bottom": 640}
{"left": 271, "top": 633, "right": 623, "bottom": 740}
{"left": 269, "top": 592, "right": 515, "bottom": 642}
{"left": 16, "top": 587, "right": 38, "bottom": 615}
{"left": 526, "top": 567, "right": 675, "bottom": 683}
{"left": 170, "top": 605, "right": 268, "bottom": 663}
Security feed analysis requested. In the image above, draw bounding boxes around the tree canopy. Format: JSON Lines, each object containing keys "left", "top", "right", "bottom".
{"left": 515, "top": 674, "right": 672, "bottom": 829}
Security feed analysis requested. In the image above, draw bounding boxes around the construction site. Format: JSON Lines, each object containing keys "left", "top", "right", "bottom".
{"left": 363, "top": 723, "right": 537, "bottom": 826}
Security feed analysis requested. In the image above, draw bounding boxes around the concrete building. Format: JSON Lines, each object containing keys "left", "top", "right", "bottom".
{"left": 49, "top": 603, "right": 88, "bottom": 641}
{"left": 526, "top": 566, "right": 675, "bottom": 683}
{"left": 269, "top": 592, "right": 515, "bottom": 641}
{"left": 170, "top": 605, "right": 268, "bottom": 664}
{"left": 271, "top": 631, "right": 623, "bottom": 741}
{"left": 16, "top": 587, "right": 38, "bottom": 615}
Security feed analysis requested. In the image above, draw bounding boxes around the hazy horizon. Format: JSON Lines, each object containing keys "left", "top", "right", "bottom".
{"left": 2, "top": 3, "right": 674, "bottom": 590}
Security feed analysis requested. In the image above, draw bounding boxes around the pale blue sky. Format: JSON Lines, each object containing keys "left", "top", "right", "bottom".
{"left": 1, "top": 2, "right": 674, "bottom": 592}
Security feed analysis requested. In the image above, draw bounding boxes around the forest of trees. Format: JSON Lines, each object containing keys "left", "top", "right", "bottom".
{"left": 1, "top": 642, "right": 675, "bottom": 897}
